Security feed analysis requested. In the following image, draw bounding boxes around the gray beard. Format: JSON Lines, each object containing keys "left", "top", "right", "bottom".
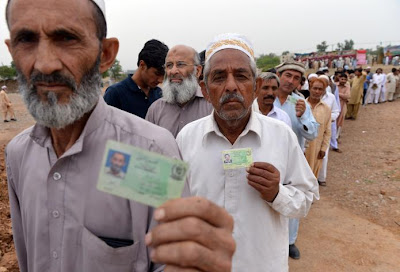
{"left": 162, "top": 71, "right": 198, "bottom": 104}
{"left": 17, "top": 58, "right": 102, "bottom": 129}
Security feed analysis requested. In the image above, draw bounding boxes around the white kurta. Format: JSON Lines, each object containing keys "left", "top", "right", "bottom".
{"left": 176, "top": 112, "right": 319, "bottom": 272}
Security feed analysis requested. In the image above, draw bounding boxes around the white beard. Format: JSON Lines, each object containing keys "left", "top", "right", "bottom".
{"left": 162, "top": 70, "right": 198, "bottom": 104}
{"left": 17, "top": 59, "right": 102, "bottom": 129}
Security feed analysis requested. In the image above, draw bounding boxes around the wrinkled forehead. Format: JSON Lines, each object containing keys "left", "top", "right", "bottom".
{"left": 7, "top": 0, "right": 95, "bottom": 28}
{"left": 167, "top": 45, "right": 196, "bottom": 61}
{"left": 208, "top": 49, "right": 252, "bottom": 72}
{"left": 262, "top": 78, "right": 279, "bottom": 86}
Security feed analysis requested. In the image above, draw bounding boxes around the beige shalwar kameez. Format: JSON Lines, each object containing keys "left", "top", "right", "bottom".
{"left": 346, "top": 73, "right": 366, "bottom": 119}
{"left": 305, "top": 99, "right": 331, "bottom": 178}
{"left": 0, "top": 90, "right": 16, "bottom": 121}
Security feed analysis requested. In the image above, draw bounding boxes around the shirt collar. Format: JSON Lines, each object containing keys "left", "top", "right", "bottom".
{"left": 266, "top": 106, "right": 277, "bottom": 117}
{"left": 306, "top": 97, "right": 324, "bottom": 108}
{"left": 202, "top": 110, "right": 262, "bottom": 145}
{"left": 195, "top": 85, "right": 204, "bottom": 98}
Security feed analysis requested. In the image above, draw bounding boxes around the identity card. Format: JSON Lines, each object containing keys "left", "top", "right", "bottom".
{"left": 97, "top": 140, "right": 188, "bottom": 207}
{"left": 221, "top": 148, "right": 253, "bottom": 170}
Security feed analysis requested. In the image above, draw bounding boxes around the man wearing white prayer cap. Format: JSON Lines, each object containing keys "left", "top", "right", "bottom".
{"left": 4, "top": 1, "right": 235, "bottom": 271}
{"left": 177, "top": 33, "right": 319, "bottom": 272}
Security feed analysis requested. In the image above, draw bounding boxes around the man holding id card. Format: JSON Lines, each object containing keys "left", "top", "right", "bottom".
{"left": 4, "top": 0, "right": 235, "bottom": 271}
{"left": 177, "top": 33, "right": 319, "bottom": 272}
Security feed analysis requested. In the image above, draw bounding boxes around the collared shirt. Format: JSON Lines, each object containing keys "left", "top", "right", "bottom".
{"left": 104, "top": 75, "right": 162, "bottom": 119}
{"left": 252, "top": 99, "right": 292, "bottom": 128}
{"left": 321, "top": 92, "right": 340, "bottom": 122}
{"left": 145, "top": 87, "right": 213, "bottom": 137}
{"left": 5, "top": 97, "right": 184, "bottom": 272}
{"left": 371, "top": 73, "right": 385, "bottom": 86}
{"left": 176, "top": 112, "right": 319, "bottom": 272}
{"left": 274, "top": 93, "right": 319, "bottom": 150}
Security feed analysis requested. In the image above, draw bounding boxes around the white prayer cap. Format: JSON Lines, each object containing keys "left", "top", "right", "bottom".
{"left": 205, "top": 33, "right": 254, "bottom": 63}
{"left": 1, "top": 85, "right": 7, "bottom": 90}
{"left": 319, "top": 75, "right": 330, "bottom": 83}
{"left": 308, "top": 73, "right": 318, "bottom": 80}
{"left": 366, "top": 66, "right": 371, "bottom": 69}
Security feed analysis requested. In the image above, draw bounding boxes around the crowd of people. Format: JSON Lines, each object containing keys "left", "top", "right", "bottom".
{"left": 3, "top": 0, "right": 399, "bottom": 271}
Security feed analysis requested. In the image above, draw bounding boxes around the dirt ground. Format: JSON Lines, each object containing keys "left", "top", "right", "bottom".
{"left": 0, "top": 92, "right": 400, "bottom": 271}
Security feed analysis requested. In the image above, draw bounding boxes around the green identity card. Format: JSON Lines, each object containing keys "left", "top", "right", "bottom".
{"left": 287, "top": 95, "right": 298, "bottom": 104}
{"left": 221, "top": 148, "right": 253, "bottom": 170}
{"left": 97, "top": 140, "right": 188, "bottom": 207}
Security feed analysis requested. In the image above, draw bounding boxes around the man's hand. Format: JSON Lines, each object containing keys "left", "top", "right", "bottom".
{"left": 145, "top": 197, "right": 235, "bottom": 272}
{"left": 295, "top": 99, "right": 306, "bottom": 117}
{"left": 246, "top": 162, "right": 280, "bottom": 202}
{"left": 318, "top": 151, "right": 325, "bottom": 160}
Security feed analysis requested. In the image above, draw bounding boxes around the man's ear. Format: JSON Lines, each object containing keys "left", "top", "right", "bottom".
{"left": 196, "top": 65, "right": 202, "bottom": 79}
{"left": 5, "top": 39, "right": 11, "bottom": 54}
{"left": 100, "top": 38, "right": 119, "bottom": 73}
{"left": 200, "top": 80, "right": 211, "bottom": 102}
{"left": 138, "top": 60, "right": 147, "bottom": 71}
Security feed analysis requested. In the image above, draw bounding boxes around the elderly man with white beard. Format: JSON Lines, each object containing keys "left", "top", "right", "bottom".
{"left": 4, "top": 0, "right": 236, "bottom": 271}
{"left": 146, "top": 45, "right": 213, "bottom": 137}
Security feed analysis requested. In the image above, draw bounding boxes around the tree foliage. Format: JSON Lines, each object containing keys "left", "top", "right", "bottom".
{"left": 256, "top": 53, "right": 280, "bottom": 71}
{"left": 103, "top": 59, "right": 125, "bottom": 81}
{"left": 336, "top": 39, "right": 354, "bottom": 51}
{"left": 0, "top": 64, "right": 17, "bottom": 80}
{"left": 316, "top": 41, "right": 328, "bottom": 52}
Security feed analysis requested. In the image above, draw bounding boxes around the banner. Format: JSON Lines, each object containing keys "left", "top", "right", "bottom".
{"left": 356, "top": 50, "right": 367, "bottom": 65}
{"left": 384, "top": 45, "right": 400, "bottom": 57}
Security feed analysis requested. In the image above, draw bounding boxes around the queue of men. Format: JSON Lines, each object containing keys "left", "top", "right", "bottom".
{"left": 3, "top": 0, "right": 400, "bottom": 271}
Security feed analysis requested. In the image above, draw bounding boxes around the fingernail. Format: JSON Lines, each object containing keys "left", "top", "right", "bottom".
{"left": 154, "top": 208, "right": 165, "bottom": 220}
{"left": 150, "top": 250, "right": 156, "bottom": 259}
{"left": 145, "top": 232, "right": 152, "bottom": 246}
{"left": 246, "top": 167, "right": 250, "bottom": 172}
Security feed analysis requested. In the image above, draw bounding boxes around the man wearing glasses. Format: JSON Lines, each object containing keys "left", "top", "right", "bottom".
{"left": 104, "top": 39, "right": 168, "bottom": 118}
{"left": 146, "top": 45, "right": 213, "bottom": 137}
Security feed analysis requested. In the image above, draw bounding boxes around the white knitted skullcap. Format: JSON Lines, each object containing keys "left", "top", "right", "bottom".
{"left": 205, "top": 33, "right": 254, "bottom": 62}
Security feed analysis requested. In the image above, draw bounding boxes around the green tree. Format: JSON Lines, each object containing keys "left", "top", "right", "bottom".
{"left": 336, "top": 39, "right": 354, "bottom": 51}
{"left": 0, "top": 64, "right": 17, "bottom": 80}
{"left": 256, "top": 53, "right": 280, "bottom": 71}
{"left": 343, "top": 39, "right": 354, "bottom": 50}
{"left": 102, "top": 69, "right": 110, "bottom": 78}
{"left": 104, "top": 59, "right": 124, "bottom": 81}
{"left": 316, "top": 41, "right": 328, "bottom": 52}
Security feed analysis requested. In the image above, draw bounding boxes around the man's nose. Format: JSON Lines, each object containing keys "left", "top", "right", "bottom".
{"left": 225, "top": 73, "right": 238, "bottom": 92}
{"left": 34, "top": 40, "right": 63, "bottom": 75}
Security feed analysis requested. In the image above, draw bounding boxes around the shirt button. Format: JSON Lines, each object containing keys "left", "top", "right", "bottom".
{"left": 52, "top": 210, "right": 60, "bottom": 218}
{"left": 52, "top": 251, "right": 58, "bottom": 259}
{"left": 53, "top": 172, "right": 61, "bottom": 181}
{"left": 229, "top": 172, "right": 234, "bottom": 177}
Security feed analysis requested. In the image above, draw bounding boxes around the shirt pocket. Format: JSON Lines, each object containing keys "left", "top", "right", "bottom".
{"left": 79, "top": 226, "right": 140, "bottom": 272}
